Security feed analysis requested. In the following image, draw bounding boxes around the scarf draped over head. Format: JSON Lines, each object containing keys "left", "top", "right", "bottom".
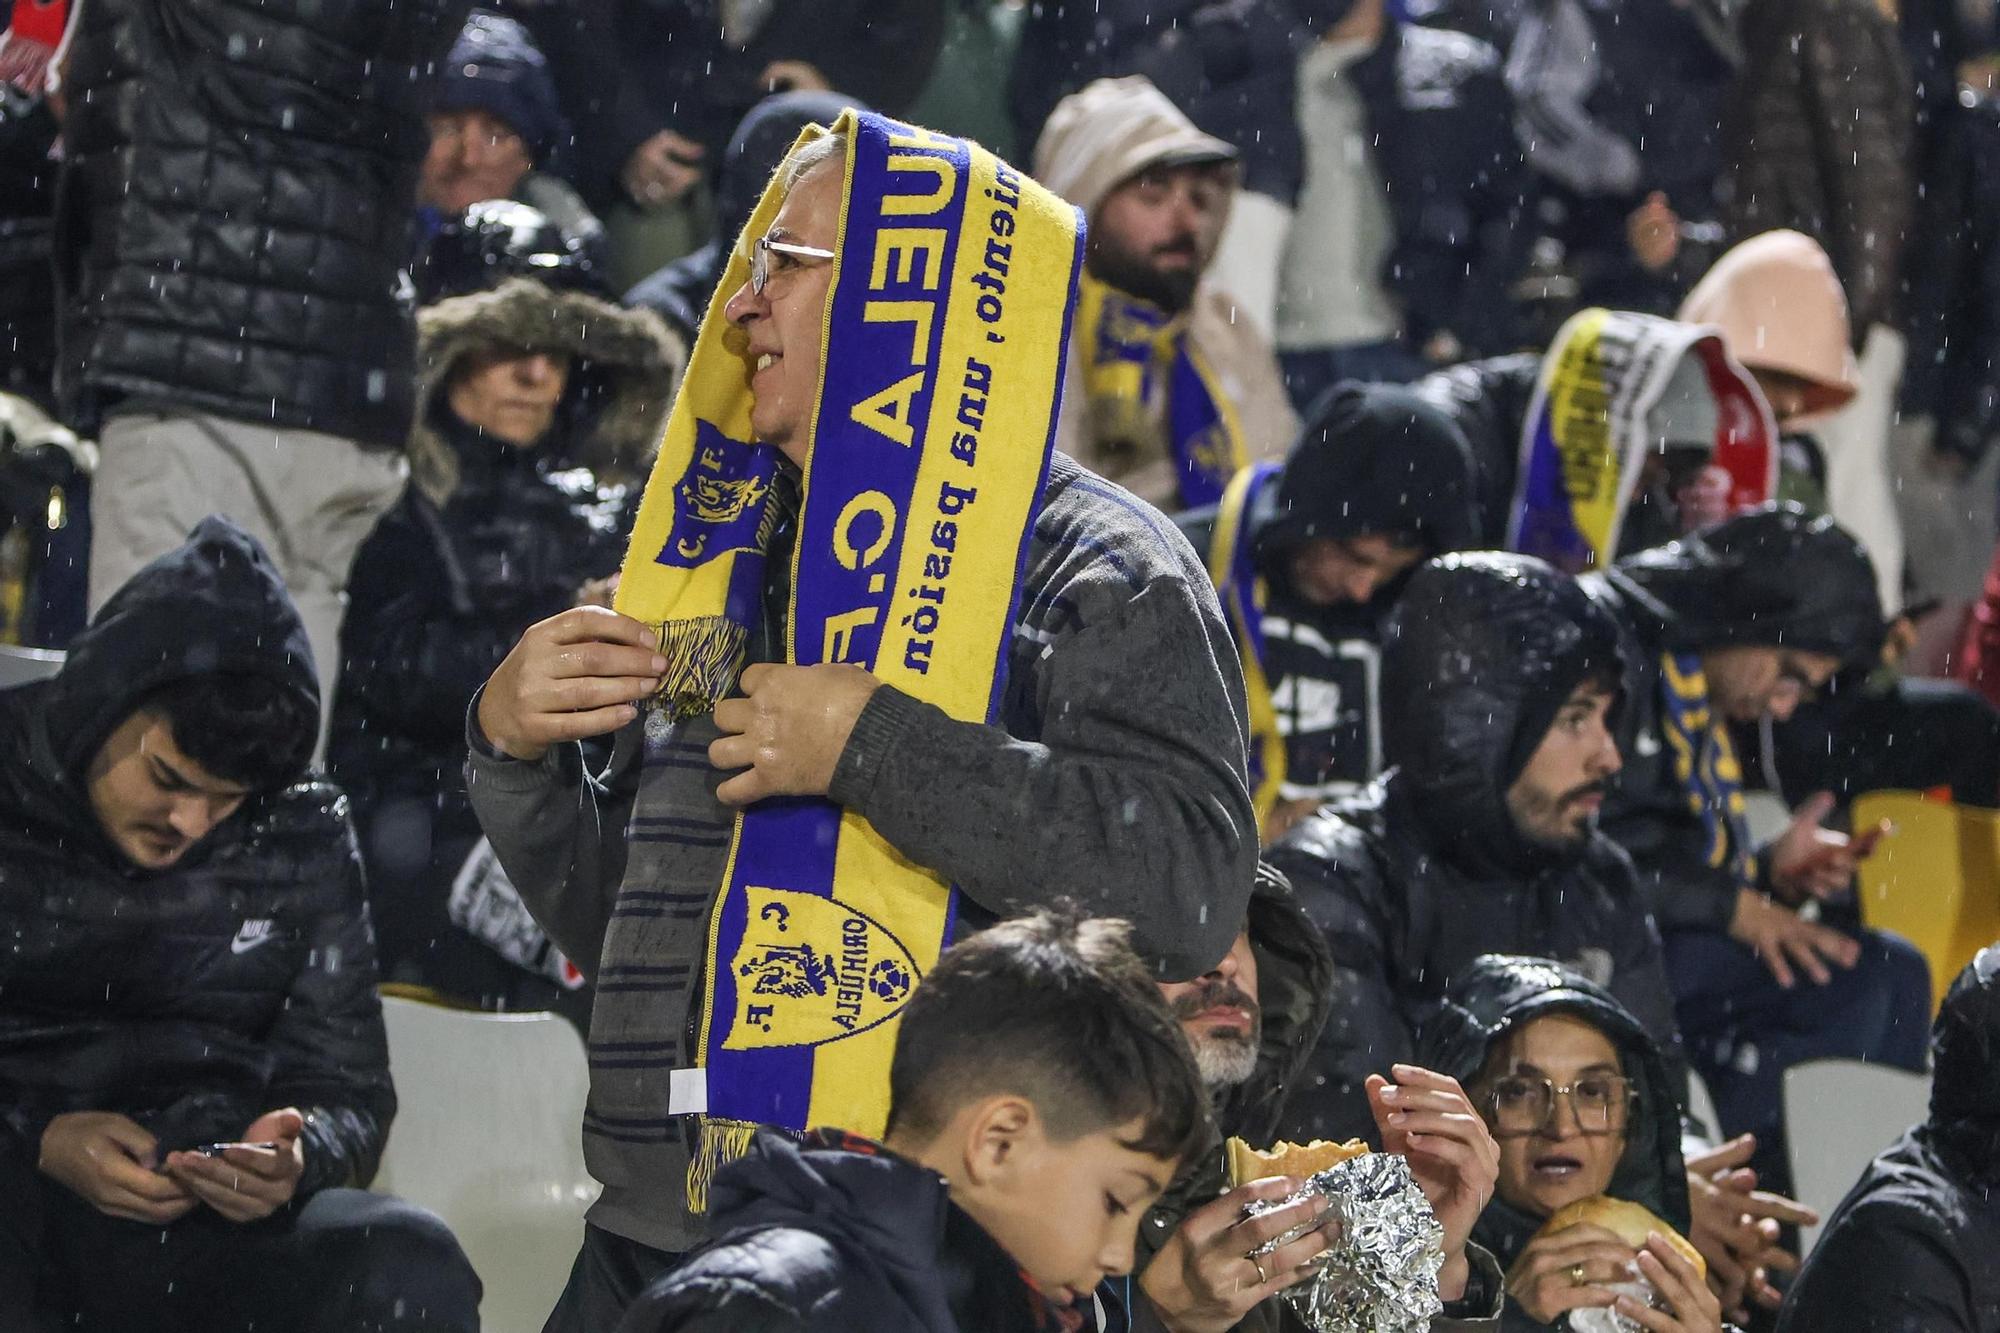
{"left": 614, "top": 109, "right": 1085, "bottom": 1209}
{"left": 1078, "top": 273, "right": 1246, "bottom": 508}
{"left": 1508, "top": 308, "right": 1776, "bottom": 574}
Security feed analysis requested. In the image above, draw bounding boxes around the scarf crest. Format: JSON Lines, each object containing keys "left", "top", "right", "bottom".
{"left": 1078, "top": 273, "right": 1244, "bottom": 507}
{"left": 1658, "top": 652, "right": 1756, "bottom": 883}
{"left": 614, "top": 110, "right": 1084, "bottom": 1206}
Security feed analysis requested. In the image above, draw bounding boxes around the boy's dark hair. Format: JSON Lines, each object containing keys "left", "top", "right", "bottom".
{"left": 142, "top": 673, "right": 316, "bottom": 792}
{"left": 886, "top": 909, "right": 1211, "bottom": 1165}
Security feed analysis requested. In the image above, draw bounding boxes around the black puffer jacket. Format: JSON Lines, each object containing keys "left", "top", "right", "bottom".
{"left": 1719, "top": 0, "right": 1916, "bottom": 338}
{"left": 0, "top": 517, "right": 394, "bottom": 1197}
{"left": 618, "top": 1129, "right": 1082, "bottom": 1333}
{"left": 1585, "top": 505, "right": 1885, "bottom": 933}
{"left": 330, "top": 277, "right": 678, "bottom": 999}
{"left": 1418, "top": 955, "right": 1692, "bottom": 1332}
{"left": 56, "top": 0, "right": 469, "bottom": 445}
{"left": 1268, "top": 553, "right": 1680, "bottom": 1147}
{"left": 0, "top": 86, "right": 58, "bottom": 407}
{"left": 1777, "top": 948, "right": 2000, "bottom": 1331}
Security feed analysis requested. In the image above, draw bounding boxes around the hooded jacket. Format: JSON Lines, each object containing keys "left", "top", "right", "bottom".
{"left": 0, "top": 517, "right": 393, "bottom": 1196}
{"left": 330, "top": 276, "right": 679, "bottom": 992}
{"left": 616, "top": 1130, "right": 1081, "bottom": 1333}
{"left": 1417, "top": 956, "right": 1692, "bottom": 1332}
{"left": 56, "top": 0, "right": 469, "bottom": 446}
{"left": 1267, "top": 554, "right": 1680, "bottom": 1147}
{"left": 623, "top": 90, "right": 860, "bottom": 347}
{"left": 1676, "top": 230, "right": 1860, "bottom": 422}
{"left": 1176, "top": 383, "right": 1482, "bottom": 796}
{"left": 1777, "top": 948, "right": 2000, "bottom": 1331}
{"left": 1586, "top": 505, "right": 1884, "bottom": 932}
{"left": 1034, "top": 76, "right": 1299, "bottom": 510}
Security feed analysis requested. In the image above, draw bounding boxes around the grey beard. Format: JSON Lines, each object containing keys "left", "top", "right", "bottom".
{"left": 1192, "top": 1033, "right": 1259, "bottom": 1090}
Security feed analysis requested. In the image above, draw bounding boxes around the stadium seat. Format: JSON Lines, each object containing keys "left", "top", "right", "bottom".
{"left": 1853, "top": 789, "right": 2000, "bottom": 1011}
{"left": 376, "top": 994, "right": 599, "bottom": 1333}
{"left": 1781, "top": 1058, "right": 1930, "bottom": 1256}
{"left": 0, "top": 644, "right": 63, "bottom": 686}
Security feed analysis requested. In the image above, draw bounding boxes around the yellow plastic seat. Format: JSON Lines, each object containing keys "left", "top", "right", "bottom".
{"left": 1854, "top": 790, "right": 2000, "bottom": 1012}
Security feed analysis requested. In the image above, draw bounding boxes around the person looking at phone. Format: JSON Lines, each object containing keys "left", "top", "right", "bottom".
{"left": 1583, "top": 505, "right": 1932, "bottom": 1200}
{"left": 0, "top": 518, "right": 480, "bottom": 1331}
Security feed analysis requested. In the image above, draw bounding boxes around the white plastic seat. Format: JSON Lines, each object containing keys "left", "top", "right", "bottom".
{"left": 376, "top": 995, "right": 599, "bottom": 1333}
{"left": 0, "top": 644, "right": 63, "bottom": 687}
{"left": 1781, "top": 1058, "right": 1930, "bottom": 1256}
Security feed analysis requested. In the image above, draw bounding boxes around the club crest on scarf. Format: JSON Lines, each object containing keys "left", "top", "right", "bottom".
{"left": 727, "top": 887, "right": 920, "bottom": 1049}
{"left": 654, "top": 420, "right": 778, "bottom": 569}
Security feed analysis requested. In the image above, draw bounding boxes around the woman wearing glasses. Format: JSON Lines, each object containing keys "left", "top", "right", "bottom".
{"left": 1421, "top": 955, "right": 1724, "bottom": 1332}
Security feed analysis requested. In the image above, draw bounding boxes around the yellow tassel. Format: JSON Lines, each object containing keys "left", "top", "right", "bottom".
{"left": 651, "top": 616, "right": 747, "bottom": 722}
{"left": 686, "top": 1117, "right": 759, "bottom": 1215}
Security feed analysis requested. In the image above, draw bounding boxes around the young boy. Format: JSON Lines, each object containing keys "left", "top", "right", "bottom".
{"left": 616, "top": 911, "right": 1213, "bottom": 1332}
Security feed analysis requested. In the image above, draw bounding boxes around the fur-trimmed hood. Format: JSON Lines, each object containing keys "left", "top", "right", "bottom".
{"left": 409, "top": 278, "right": 685, "bottom": 504}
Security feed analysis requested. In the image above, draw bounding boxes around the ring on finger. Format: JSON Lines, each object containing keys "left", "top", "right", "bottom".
{"left": 1251, "top": 1253, "right": 1270, "bottom": 1283}
{"left": 1568, "top": 1262, "right": 1587, "bottom": 1287}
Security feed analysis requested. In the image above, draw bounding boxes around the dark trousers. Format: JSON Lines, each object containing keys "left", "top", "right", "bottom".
{"left": 542, "top": 1223, "right": 685, "bottom": 1333}
{"left": 1664, "top": 925, "right": 1932, "bottom": 1190}
{"left": 0, "top": 1143, "right": 481, "bottom": 1333}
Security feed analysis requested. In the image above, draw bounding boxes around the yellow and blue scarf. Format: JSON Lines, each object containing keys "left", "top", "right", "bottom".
{"left": 1078, "top": 274, "right": 1245, "bottom": 507}
{"left": 1207, "top": 461, "right": 1287, "bottom": 828}
{"left": 1658, "top": 653, "right": 1756, "bottom": 884}
{"left": 615, "top": 110, "right": 1084, "bottom": 1193}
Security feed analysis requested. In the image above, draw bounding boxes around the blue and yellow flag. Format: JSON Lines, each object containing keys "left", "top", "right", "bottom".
{"left": 615, "top": 110, "right": 1084, "bottom": 1202}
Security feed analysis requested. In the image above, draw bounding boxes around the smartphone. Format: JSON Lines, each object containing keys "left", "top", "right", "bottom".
{"left": 192, "top": 1140, "right": 281, "bottom": 1156}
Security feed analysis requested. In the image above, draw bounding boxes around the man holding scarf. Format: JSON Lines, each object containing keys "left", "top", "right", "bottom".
{"left": 468, "top": 111, "right": 1257, "bottom": 1331}
{"left": 1033, "top": 76, "right": 1297, "bottom": 514}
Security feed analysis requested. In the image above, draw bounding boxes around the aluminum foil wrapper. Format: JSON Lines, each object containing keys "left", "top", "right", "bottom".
{"left": 1242, "top": 1152, "right": 1444, "bottom": 1332}
{"left": 1566, "top": 1278, "right": 1656, "bottom": 1333}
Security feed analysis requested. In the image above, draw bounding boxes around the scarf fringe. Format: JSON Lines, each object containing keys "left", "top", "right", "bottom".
{"left": 685, "top": 1117, "right": 759, "bottom": 1215}
{"left": 651, "top": 615, "right": 747, "bottom": 722}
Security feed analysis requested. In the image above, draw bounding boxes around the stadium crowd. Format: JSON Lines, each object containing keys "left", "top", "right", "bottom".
{"left": 2, "top": 0, "right": 1999, "bottom": 1329}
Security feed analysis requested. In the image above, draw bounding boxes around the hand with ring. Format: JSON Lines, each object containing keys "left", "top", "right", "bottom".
{"left": 1504, "top": 1221, "right": 1632, "bottom": 1325}
{"left": 1139, "top": 1176, "right": 1339, "bottom": 1333}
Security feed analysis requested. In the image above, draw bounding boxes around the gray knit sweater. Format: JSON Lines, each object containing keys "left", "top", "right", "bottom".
{"left": 465, "top": 454, "right": 1257, "bottom": 1253}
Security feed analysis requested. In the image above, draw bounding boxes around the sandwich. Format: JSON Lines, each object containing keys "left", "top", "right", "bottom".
{"left": 1225, "top": 1136, "right": 1371, "bottom": 1186}
{"left": 1535, "top": 1196, "right": 1706, "bottom": 1279}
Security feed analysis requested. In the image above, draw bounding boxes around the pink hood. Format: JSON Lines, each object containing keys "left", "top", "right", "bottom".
{"left": 1677, "top": 230, "right": 1859, "bottom": 420}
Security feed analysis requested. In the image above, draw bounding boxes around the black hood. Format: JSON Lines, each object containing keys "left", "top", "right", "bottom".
{"left": 1929, "top": 946, "right": 2000, "bottom": 1189}
{"left": 1253, "top": 382, "right": 1482, "bottom": 572}
{"left": 1218, "top": 862, "right": 1337, "bottom": 1144}
{"left": 1604, "top": 503, "right": 1884, "bottom": 665}
{"left": 715, "top": 90, "right": 867, "bottom": 253}
{"left": 43, "top": 516, "right": 318, "bottom": 788}
{"left": 1417, "top": 955, "right": 1690, "bottom": 1266}
{"left": 1382, "top": 552, "right": 1625, "bottom": 874}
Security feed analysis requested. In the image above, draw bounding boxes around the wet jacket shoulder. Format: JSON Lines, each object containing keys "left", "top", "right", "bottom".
{"left": 1413, "top": 354, "right": 1542, "bottom": 544}
{"left": 617, "top": 1131, "right": 1071, "bottom": 1333}
{"left": 56, "top": 0, "right": 471, "bottom": 445}
{"left": 0, "top": 519, "right": 392, "bottom": 1193}
{"left": 1352, "top": 24, "right": 1529, "bottom": 356}
{"left": 1721, "top": 0, "right": 1915, "bottom": 336}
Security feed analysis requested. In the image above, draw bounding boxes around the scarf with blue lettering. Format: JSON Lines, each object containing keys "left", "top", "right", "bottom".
{"left": 615, "top": 110, "right": 1083, "bottom": 1208}
{"left": 1658, "top": 652, "right": 1756, "bottom": 884}
{"left": 1077, "top": 273, "right": 1245, "bottom": 508}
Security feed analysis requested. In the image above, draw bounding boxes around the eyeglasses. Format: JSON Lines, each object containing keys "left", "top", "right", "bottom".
{"left": 1483, "top": 1074, "right": 1635, "bottom": 1138}
{"left": 749, "top": 236, "right": 836, "bottom": 296}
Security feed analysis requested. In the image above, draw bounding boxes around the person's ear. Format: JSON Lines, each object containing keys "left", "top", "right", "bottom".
{"left": 960, "top": 1094, "right": 1040, "bottom": 1189}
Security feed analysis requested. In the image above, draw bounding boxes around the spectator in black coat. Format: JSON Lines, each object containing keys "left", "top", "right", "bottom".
{"left": 60, "top": 0, "right": 471, "bottom": 753}
{"left": 0, "top": 516, "right": 479, "bottom": 1331}
{"left": 1778, "top": 946, "right": 2000, "bottom": 1332}
{"left": 331, "top": 204, "right": 681, "bottom": 1022}
{"left": 1268, "top": 552, "right": 1682, "bottom": 1150}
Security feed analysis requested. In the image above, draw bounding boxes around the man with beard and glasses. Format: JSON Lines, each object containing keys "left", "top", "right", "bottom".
{"left": 1133, "top": 865, "right": 1507, "bottom": 1332}
{"left": 1267, "top": 553, "right": 1681, "bottom": 1152}
{"left": 1033, "top": 76, "right": 1297, "bottom": 514}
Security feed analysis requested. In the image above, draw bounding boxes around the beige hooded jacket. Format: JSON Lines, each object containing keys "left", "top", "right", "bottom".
{"left": 1033, "top": 77, "right": 1298, "bottom": 510}
{"left": 1677, "top": 229, "right": 1860, "bottom": 423}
